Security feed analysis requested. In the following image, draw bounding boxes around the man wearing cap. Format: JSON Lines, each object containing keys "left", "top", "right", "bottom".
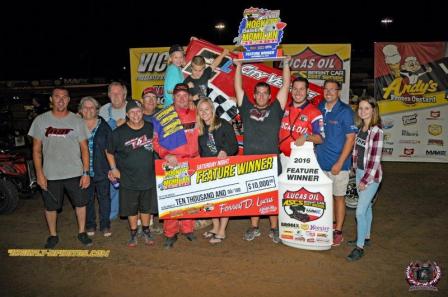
{"left": 106, "top": 100, "right": 157, "bottom": 247}
{"left": 153, "top": 83, "right": 199, "bottom": 249}
{"left": 99, "top": 81, "right": 128, "bottom": 221}
{"left": 163, "top": 44, "right": 185, "bottom": 107}
{"left": 142, "top": 87, "right": 161, "bottom": 122}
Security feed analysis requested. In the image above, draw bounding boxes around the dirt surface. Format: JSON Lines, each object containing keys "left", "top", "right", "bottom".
{"left": 1, "top": 162, "right": 447, "bottom": 297}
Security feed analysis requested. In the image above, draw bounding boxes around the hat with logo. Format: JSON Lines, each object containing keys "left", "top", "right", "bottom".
{"left": 173, "top": 83, "right": 191, "bottom": 95}
{"left": 126, "top": 100, "right": 143, "bottom": 113}
{"left": 141, "top": 87, "right": 158, "bottom": 98}
{"left": 169, "top": 44, "right": 184, "bottom": 55}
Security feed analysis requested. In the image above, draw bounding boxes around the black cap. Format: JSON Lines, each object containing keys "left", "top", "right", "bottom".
{"left": 173, "top": 83, "right": 191, "bottom": 95}
{"left": 126, "top": 100, "right": 142, "bottom": 113}
{"left": 169, "top": 44, "right": 184, "bottom": 55}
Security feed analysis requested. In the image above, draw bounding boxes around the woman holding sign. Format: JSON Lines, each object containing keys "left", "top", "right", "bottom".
{"left": 196, "top": 98, "right": 238, "bottom": 244}
{"left": 347, "top": 97, "right": 383, "bottom": 261}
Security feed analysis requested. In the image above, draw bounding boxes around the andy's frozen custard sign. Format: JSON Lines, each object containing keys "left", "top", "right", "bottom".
{"left": 234, "top": 7, "right": 287, "bottom": 62}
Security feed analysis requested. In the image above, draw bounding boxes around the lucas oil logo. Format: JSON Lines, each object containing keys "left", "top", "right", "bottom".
{"left": 282, "top": 188, "right": 325, "bottom": 222}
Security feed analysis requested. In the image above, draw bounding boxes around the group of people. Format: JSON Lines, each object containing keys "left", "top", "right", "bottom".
{"left": 28, "top": 44, "right": 383, "bottom": 262}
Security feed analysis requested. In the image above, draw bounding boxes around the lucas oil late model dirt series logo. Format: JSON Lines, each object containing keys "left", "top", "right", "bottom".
{"left": 282, "top": 188, "right": 325, "bottom": 222}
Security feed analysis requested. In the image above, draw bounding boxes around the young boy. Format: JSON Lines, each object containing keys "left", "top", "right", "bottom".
{"left": 184, "top": 48, "right": 229, "bottom": 104}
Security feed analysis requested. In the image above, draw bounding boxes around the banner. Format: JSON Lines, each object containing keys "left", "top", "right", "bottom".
{"left": 129, "top": 47, "right": 168, "bottom": 102}
{"left": 156, "top": 155, "right": 279, "bottom": 219}
{"left": 277, "top": 44, "right": 351, "bottom": 104}
{"left": 374, "top": 42, "right": 448, "bottom": 162}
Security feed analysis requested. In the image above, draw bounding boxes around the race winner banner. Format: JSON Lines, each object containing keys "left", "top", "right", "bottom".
{"left": 275, "top": 44, "right": 351, "bottom": 104}
{"left": 129, "top": 47, "right": 168, "bottom": 103}
{"left": 374, "top": 42, "right": 448, "bottom": 163}
{"left": 156, "top": 155, "right": 279, "bottom": 219}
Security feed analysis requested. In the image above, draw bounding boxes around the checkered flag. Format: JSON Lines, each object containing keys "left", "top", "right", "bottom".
{"left": 207, "top": 87, "right": 238, "bottom": 122}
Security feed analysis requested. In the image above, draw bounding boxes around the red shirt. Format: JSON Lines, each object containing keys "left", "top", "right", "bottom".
{"left": 279, "top": 101, "right": 323, "bottom": 156}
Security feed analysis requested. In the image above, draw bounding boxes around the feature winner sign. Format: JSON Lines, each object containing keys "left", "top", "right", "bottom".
{"left": 156, "top": 155, "right": 278, "bottom": 219}
{"left": 234, "top": 7, "right": 287, "bottom": 62}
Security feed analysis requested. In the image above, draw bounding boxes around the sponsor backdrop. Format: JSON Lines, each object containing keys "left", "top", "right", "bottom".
{"left": 375, "top": 42, "right": 448, "bottom": 162}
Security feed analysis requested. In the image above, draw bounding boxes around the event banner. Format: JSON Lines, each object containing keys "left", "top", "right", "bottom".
{"left": 374, "top": 42, "right": 448, "bottom": 162}
{"left": 276, "top": 44, "right": 351, "bottom": 104}
{"left": 129, "top": 47, "right": 168, "bottom": 102}
{"left": 156, "top": 155, "right": 279, "bottom": 219}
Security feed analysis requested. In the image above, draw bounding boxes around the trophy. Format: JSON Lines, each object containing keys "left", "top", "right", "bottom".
{"left": 233, "top": 7, "right": 287, "bottom": 62}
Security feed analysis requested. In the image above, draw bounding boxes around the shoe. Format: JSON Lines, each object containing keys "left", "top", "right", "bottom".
{"left": 78, "top": 232, "right": 93, "bottom": 247}
{"left": 127, "top": 233, "right": 138, "bottom": 247}
{"left": 202, "top": 231, "right": 217, "bottom": 239}
{"left": 44, "top": 235, "right": 59, "bottom": 249}
{"left": 347, "top": 247, "right": 364, "bottom": 261}
{"left": 86, "top": 228, "right": 95, "bottom": 237}
{"left": 347, "top": 238, "right": 371, "bottom": 247}
{"left": 184, "top": 232, "right": 197, "bottom": 241}
{"left": 149, "top": 223, "right": 163, "bottom": 235}
{"left": 269, "top": 228, "right": 281, "bottom": 244}
{"left": 332, "top": 231, "right": 343, "bottom": 246}
{"left": 244, "top": 227, "right": 261, "bottom": 241}
{"left": 209, "top": 234, "right": 225, "bottom": 244}
{"left": 102, "top": 228, "right": 112, "bottom": 237}
{"left": 143, "top": 230, "right": 155, "bottom": 246}
{"left": 164, "top": 235, "right": 178, "bottom": 249}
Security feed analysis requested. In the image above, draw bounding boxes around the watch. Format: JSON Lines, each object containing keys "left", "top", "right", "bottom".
{"left": 82, "top": 170, "right": 90, "bottom": 176}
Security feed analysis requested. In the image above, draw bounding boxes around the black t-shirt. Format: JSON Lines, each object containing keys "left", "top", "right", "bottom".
{"left": 198, "top": 118, "right": 238, "bottom": 157}
{"left": 107, "top": 121, "right": 155, "bottom": 190}
{"left": 184, "top": 67, "right": 213, "bottom": 97}
{"left": 356, "top": 129, "right": 368, "bottom": 170}
{"left": 239, "top": 95, "right": 283, "bottom": 155}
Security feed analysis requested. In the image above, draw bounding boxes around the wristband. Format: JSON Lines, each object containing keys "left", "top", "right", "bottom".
{"left": 82, "top": 170, "right": 90, "bottom": 176}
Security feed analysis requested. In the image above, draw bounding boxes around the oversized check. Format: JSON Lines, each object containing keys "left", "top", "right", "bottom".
{"left": 156, "top": 155, "right": 279, "bottom": 219}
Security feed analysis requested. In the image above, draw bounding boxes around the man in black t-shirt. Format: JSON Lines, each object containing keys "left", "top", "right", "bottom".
{"left": 106, "top": 100, "right": 157, "bottom": 247}
{"left": 234, "top": 58, "right": 291, "bottom": 244}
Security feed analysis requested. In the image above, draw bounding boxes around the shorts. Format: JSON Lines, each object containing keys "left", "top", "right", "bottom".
{"left": 42, "top": 177, "right": 88, "bottom": 211}
{"left": 323, "top": 170, "right": 350, "bottom": 197}
{"left": 119, "top": 187, "right": 157, "bottom": 217}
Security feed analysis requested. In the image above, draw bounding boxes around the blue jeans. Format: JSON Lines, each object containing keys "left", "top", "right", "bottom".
{"left": 86, "top": 179, "right": 111, "bottom": 231}
{"left": 356, "top": 169, "right": 380, "bottom": 248}
{"left": 109, "top": 184, "right": 119, "bottom": 220}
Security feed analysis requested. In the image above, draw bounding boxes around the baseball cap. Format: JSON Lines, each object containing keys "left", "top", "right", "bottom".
{"left": 173, "top": 83, "right": 191, "bottom": 95}
{"left": 141, "top": 87, "right": 158, "bottom": 98}
{"left": 126, "top": 100, "right": 143, "bottom": 113}
{"left": 169, "top": 44, "right": 184, "bottom": 55}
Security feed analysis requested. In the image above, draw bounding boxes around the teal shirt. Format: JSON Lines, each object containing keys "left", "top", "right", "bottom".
{"left": 163, "top": 64, "right": 184, "bottom": 107}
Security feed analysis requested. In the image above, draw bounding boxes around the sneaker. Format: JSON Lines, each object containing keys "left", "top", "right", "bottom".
{"left": 143, "top": 230, "right": 155, "bottom": 246}
{"left": 332, "top": 231, "right": 343, "bottom": 246}
{"left": 86, "top": 228, "right": 95, "bottom": 237}
{"left": 150, "top": 223, "right": 163, "bottom": 235}
{"left": 78, "top": 232, "right": 93, "bottom": 247}
{"left": 127, "top": 233, "right": 138, "bottom": 247}
{"left": 347, "top": 238, "right": 371, "bottom": 247}
{"left": 184, "top": 232, "right": 197, "bottom": 241}
{"left": 164, "top": 235, "right": 177, "bottom": 249}
{"left": 244, "top": 227, "right": 261, "bottom": 241}
{"left": 269, "top": 228, "right": 281, "bottom": 244}
{"left": 44, "top": 235, "right": 59, "bottom": 249}
{"left": 347, "top": 247, "right": 364, "bottom": 261}
{"left": 102, "top": 228, "right": 112, "bottom": 237}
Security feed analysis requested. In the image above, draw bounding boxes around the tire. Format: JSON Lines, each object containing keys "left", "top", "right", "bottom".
{"left": 0, "top": 179, "right": 19, "bottom": 214}
{"left": 345, "top": 176, "right": 359, "bottom": 209}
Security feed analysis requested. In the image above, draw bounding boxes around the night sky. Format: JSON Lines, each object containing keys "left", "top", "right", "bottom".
{"left": 2, "top": 0, "right": 447, "bottom": 81}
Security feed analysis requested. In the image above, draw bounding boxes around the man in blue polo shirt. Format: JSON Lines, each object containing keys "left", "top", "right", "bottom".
{"left": 316, "top": 79, "right": 356, "bottom": 246}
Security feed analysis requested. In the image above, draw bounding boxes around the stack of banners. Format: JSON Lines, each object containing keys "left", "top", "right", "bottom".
{"left": 276, "top": 44, "right": 351, "bottom": 104}
{"left": 184, "top": 39, "right": 324, "bottom": 121}
{"left": 374, "top": 42, "right": 448, "bottom": 162}
{"left": 278, "top": 142, "right": 333, "bottom": 250}
{"left": 156, "top": 155, "right": 279, "bottom": 219}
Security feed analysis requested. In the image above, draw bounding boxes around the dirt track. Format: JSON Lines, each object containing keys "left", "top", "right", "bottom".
{"left": 1, "top": 162, "right": 447, "bottom": 297}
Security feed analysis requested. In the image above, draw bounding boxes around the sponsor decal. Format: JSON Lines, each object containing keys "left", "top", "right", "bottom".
{"left": 402, "top": 113, "right": 418, "bottom": 125}
{"left": 382, "top": 119, "right": 394, "bottom": 129}
{"left": 402, "top": 130, "right": 418, "bottom": 137}
{"left": 282, "top": 188, "right": 326, "bottom": 222}
{"left": 402, "top": 148, "right": 415, "bottom": 156}
{"left": 428, "top": 124, "right": 442, "bottom": 136}
{"left": 425, "top": 150, "right": 446, "bottom": 157}
{"left": 427, "top": 139, "right": 444, "bottom": 146}
{"left": 398, "top": 140, "right": 420, "bottom": 144}
{"left": 427, "top": 110, "right": 441, "bottom": 119}
{"left": 383, "top": 133, "right": 392, "bottom": 141}
{"left": 405, "top": 261, "right": 441, "bottom": 291}
{"left": 382, "top": 147, "right": 393, "bottom": 155}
